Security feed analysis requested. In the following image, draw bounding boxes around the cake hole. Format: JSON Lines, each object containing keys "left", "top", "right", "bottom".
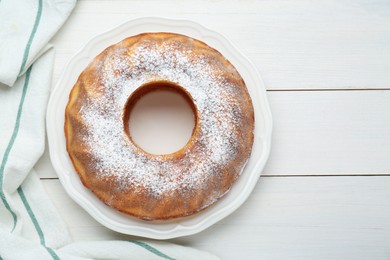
{"left": 125, "top": 81, "right": 196, "bottom": 155}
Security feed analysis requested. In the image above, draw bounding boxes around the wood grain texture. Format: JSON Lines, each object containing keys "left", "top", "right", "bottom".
{"left": 42, "top": 177, "right": 390, "bottom": 260}
{"left": 50, "top": 0, "right": 390, "bottom": 90}
{"left": 264, "top": 89, "right": 390, "bottom": 175}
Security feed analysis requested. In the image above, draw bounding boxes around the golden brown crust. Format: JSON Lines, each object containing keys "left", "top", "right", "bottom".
{"left": 65, "top": 32, "right": 254, "bottom": 221}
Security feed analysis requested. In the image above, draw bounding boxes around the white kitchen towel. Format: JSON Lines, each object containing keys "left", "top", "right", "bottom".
{"left": 0, "top": 0, "right": 75, "bottom": 87}
{"left": 0, "top": 1, "right": 219, "bottom": 259}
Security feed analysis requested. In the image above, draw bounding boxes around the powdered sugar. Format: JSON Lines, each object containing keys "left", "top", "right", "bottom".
{"left": 78, "top": 35, "right": 248, "bottom": 199}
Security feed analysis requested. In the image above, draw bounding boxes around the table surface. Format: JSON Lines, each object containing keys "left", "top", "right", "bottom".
{"left": 37, "top": 1, "right": 390, "bottom": 259}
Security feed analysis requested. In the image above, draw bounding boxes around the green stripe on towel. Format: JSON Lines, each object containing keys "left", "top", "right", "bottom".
{"left": 0, "top": 66, "right": 33, "bottom": 230}
{"left": 18, "top": 187, "right": 60, "bottom": 260}
{"left": 45, "top": 247, "right": 61, "bottom": 260}
{"left": 17, "top": 187, "right": 45, "bottom": 245}
{"left": 0, "top": 0, "right": 43, "bottom": 232}
{"left": 0, "top": 1, "right": 59, "bottom": 258}
{"left": 128, "top": 240, "right": 175, "bottom": 260}
{"left": 19, "top": 0, "right": 43, "bottom": 74}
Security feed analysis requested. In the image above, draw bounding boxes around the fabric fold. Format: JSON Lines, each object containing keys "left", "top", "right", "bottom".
{"left": 0, "top": 0, "right": 75, "bottom": 87}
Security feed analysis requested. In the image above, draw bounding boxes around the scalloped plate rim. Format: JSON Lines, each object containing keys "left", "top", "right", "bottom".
{"left": 46, "top": 17, "right": 272, "bottom": 239}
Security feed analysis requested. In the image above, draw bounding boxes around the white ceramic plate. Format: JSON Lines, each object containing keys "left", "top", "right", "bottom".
{"left": 46, "top": 17, "right": 272, "bottom": 239}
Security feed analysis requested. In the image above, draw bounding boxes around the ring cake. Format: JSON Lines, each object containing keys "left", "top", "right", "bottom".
{"left": 65, "top": 32, "right": 254, "bottom": 220}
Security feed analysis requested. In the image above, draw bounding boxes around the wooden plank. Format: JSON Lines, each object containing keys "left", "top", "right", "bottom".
{"left": 50, "top": 0, "right": 390, "bottom": 90}
{"left": 264, "top": 90, "right": 390, "bottom": 175}
{"left": 42, "top": 176, "right": 390, "bottom": 259}
{"left": 38, "top": 89, "right": 390, "bottom": 178}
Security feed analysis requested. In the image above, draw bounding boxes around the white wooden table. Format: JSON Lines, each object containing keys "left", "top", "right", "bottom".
{"left": 37, "top": 1, "right": 390, "bottom": 259}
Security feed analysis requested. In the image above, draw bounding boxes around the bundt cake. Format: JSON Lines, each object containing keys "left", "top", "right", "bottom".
{"left": 65, "top": 32, "right": 254, "bottom": 220}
